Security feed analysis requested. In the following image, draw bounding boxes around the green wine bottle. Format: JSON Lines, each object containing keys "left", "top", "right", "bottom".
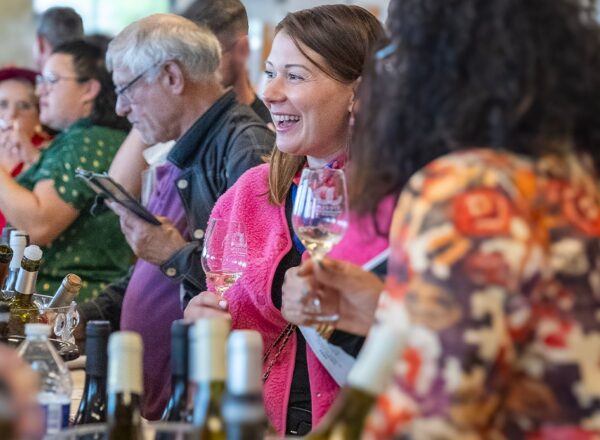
{"left": 0, "top": 244, "right": 13, "bottom": 293}
{"left": 107, "top": 331, "right": 144, "bottom": 440}
{"left": 191, "top": 317, "right": 230, "bottom": 440}
{"left": 47, "top": 273, "right": 82, "bottom": 308}
{"left": 0, "top": 303, "right": 9, "bottom": 344}
{"left": 8, "top": 245, "right": 42, "bottom": 336}
{"left": 3, "top": 231, "right": 28, "bottom": 295}
{"left": 222, "top": 330, "right": 266, "bottom": 440}
{"left": 305, "top": 324, "right": 406, "bottom": 440}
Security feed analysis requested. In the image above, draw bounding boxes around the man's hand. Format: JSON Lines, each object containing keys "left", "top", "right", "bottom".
{"left": 108, "top": 201, "right": 187, "bottom": 265}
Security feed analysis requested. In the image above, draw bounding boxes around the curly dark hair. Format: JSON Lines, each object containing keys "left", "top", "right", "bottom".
{"left": 52, "top": 40, "right": 130, "bottom": 131}
{"left": 350, "top": 0, "right": 600, "bottom": 214}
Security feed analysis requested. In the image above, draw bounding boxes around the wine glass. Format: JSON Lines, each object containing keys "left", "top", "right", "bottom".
{"left": 291, "top": 168, "right": 349, "bottom": 322}
{"left": 201, "top": 218, "right": 247, "bottom": 296}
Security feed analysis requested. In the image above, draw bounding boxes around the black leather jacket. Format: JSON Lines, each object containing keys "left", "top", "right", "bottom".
{"left": 79, "top": 91, "right": 274, "bottom": 329}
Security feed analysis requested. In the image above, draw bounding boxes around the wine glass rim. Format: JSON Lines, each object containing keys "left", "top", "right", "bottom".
{"left": 303, "top": 167, "right": 345, "bottom": 173}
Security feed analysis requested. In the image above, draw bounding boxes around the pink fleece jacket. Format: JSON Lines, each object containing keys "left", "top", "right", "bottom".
{"left": 211, "top": 164, "right": 393, "bottom": 435}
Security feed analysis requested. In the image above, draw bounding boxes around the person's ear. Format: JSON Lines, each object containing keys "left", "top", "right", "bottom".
{"left": 348, "top": 77, "right": 362, "bottom": 127}
{"left": 162, "top": 61, "right": 185, "bottom": 94}
{"left": 81, "top": 78, "right": 101, "bottom": 104}
{"left": 348, "top": 77, "right": 361, "bottom": 114}
{"left": 236, "top": 35, "right": 250, "bottom": 59}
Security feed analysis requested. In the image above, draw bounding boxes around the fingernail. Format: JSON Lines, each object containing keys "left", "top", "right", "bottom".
{"left": 219, "top": 300, "right": 228, "bottom": 309}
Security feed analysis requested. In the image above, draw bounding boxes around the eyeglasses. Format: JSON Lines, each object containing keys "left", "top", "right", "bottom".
{"left": 35, "top": 73, "right": 86, "bottom": 88}
{"left": 114, "top": 62, "right": 161, "bottom": 100}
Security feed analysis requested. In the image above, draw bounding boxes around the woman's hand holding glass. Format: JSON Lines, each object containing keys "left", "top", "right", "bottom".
{"left": 201, "top": 218, "right": 247, "bottom": 296}
{"left": 282, "top": 258, "right": 383, "bottom": 337}
{"left": 291, "top": 168, "right": 349, "bottom": 322}
{"left": 184, "top": 291, "right": 231, "bottom": 323}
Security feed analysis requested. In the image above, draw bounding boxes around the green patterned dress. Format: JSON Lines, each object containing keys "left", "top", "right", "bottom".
{"left": 16, "top": 118, "right": 134, "bottom": 301}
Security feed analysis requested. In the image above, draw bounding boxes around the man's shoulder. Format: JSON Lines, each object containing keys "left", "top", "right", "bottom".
{"left": 218, "top": 103, "right": 275, "bottom": 152}
{"left": 222, "top": 101, "right": 272, "bottom": 133}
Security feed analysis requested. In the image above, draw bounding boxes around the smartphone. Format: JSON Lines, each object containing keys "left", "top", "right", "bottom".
{"left": 75, "top": 168, "right": 161, "bottom": 225}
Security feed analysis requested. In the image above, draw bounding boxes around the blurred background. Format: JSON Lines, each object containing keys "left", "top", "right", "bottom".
{"left": 1, "top": 0, "right": 388, "bottom": 85}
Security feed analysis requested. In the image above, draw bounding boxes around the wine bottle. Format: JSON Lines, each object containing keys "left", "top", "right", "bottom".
{"left": 305, "top": 324, "right": 406, "bottom": 440}
{"left": 8, "top": 245, "right": 42, "bottom": 336}
{"left": 0, "top": 226, "right": 14, "bottom": 245}
{"left": 222, "top": 330, "right": 266, "bottom": 440}
{"left": 48, "top": 274, "right": 82, "bottom": 308}
{"left": 3, "top": 230, "right": 28, "bottom": 293}
{"left": 0, "top": 245, "right": 13, "bottom": 293}
{"left": 161, "top": 319, "right": 190, "bottom": 422}
{"left": 107, "top": 331, "right": 143, "bottom": 440}
{"left": 0, "top": 303, "right": 9, "bottom": 343}
{"left": 74, "top": 320, "right": 111, "bottom": 425}
{"left": 191, "top": 317, "right": 230, "bottom": 440}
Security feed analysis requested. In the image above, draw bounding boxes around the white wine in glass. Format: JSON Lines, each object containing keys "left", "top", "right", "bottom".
{"left": 292, "top": 168, "right": 349, "bottom": 321}
{"left": 201, "top": 219, "right": 247, "bottom": 296}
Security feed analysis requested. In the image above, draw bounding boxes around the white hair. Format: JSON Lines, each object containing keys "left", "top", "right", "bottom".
{"left": 106, "top": 13, "right": 221, "bottom": 82}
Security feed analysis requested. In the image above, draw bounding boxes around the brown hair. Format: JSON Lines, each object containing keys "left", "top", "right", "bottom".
{"left": 267, "top": 5, "right": 385, "bottom": 205}
{"left": 180, "top": 0, "right": 248, "bottom": 48}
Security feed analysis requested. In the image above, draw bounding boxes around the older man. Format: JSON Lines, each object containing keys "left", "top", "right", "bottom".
{"left": 78, "top": 14, "right": 274, "bottom": 419}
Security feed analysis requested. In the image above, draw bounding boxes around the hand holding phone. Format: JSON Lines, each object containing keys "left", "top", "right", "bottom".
{"left": 75, "top": 168, "right": 161, "bottom": 225}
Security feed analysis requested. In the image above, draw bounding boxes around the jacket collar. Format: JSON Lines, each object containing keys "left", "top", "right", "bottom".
{"left": 168, "top": 89, "right": 237, "bottom": 168}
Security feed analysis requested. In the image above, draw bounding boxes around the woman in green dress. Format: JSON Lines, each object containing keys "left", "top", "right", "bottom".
{"left": 0, "top": 40, "right": 133, "bottom": 300}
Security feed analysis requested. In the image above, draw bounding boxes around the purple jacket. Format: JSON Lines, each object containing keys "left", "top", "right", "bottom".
{"left": 211, "top": 163, "right": 393, "bottom": 435}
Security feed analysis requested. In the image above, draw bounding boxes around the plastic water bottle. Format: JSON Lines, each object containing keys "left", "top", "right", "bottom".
{"left": 17, "top": 323, "right": 72, "bottom": 434}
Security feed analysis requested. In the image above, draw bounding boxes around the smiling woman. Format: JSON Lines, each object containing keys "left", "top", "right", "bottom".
{"left": 182, "top": 4, "right": 389, "bottom": 437}
{"left": 0, "top": 40, "right": 133, "bottom": 301}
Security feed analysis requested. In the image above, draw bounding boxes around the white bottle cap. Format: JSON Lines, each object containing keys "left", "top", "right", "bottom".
{"left": 347, "top": 324, "right": 405, "bottom": 396}
{"left": 190, "top": 317, "right": 230, "bottom": 383}
{"left": 25, "top": 323, "right": 51, "bottom": 337}
{"left": 108, "top": 331, "right": 143, "bottom": 394}
{"left": 24, "top": 245, "right": 43, "bottom": 261}
{"left": 227, "top": 330, "right": 263, "bottom": 395}
{"left": 9, "top": 231, "right": 27, "bottom": 270}
{"left": 10, "top": 230, "right": 27, "bottom": 243}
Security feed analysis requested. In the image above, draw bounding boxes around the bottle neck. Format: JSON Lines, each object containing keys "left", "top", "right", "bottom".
{"left": 107, "top": 391, "right": 142, "bottom": 435}
{"left": 15, "top": 269, "right": 38, "bottom": 296}
{"left": 192, "top": 337, "right": 226, "bottom": 383}
{"left": 82, "top": 375, "right": 107, "bottom": 401}
{"left": 85, "top": 336, "right": 109, "bottom": 378}
{"left": 193, "top": 381, "right": 226, "bottom": 427}
{"left": 346, "top": 324, "right": 405, "bottom": 396}
{"left": 0, "top": 262, "right": 9, "bottom": 290}
{"left": 48, "top": 285, "right": 76, "bottom": 308}
{"left": 108, "top": 351, "right": 143, "bottom": 396}
{"left": 308, "top": 387, "right": 375, "bottom": 438}
{"left": 227, "top": 350, "right": 262, "bottom": 397}
{"left": 8, "top": 243, "right": 25, "bottom": 272}
{"left": 4, "top": 269, "right": 18, "bottom": 291}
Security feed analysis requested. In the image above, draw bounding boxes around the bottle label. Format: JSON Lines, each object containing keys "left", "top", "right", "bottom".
{"left": 41, "top": 401, "right": 70, "bottom": 434}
